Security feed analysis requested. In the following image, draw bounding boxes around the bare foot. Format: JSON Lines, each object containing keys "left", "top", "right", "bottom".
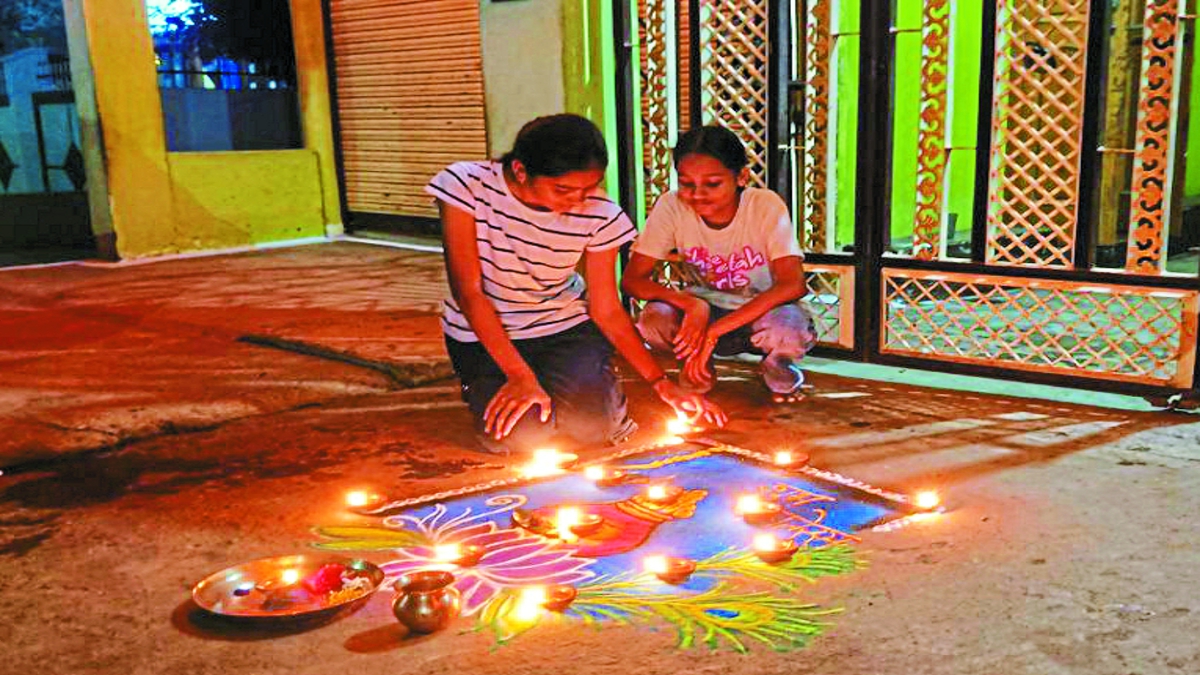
{"left": 771, "top": 392, "right": 805, "bottom": 404}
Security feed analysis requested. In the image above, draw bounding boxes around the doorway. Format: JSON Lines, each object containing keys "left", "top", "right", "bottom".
{"left": 622, "top": 0, "right": 1200, "bottom": 395}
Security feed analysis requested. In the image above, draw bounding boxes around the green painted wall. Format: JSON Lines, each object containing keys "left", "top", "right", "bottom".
{"left": 889, "top": 0, "right": 922, "bottom": 248}
{"left": 888, "top": 0, "right": 982, "bottom": 253}
{"left": 564, "top": 0, "right": 622, "bottom": 209}
{"left": 944, "top": 0, "right": 983, "bottom": 250}
{"left": 834, "top": 2, "right": 861, "bottom": 250}
{"left": 1187, "top": 38, "right": 1200, "bottom": 200}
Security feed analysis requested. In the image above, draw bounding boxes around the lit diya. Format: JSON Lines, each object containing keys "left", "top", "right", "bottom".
{"left": 661, "top": 412, "right": 695, "bottom": 444}
{"left": 520, "top": 584, "right": 578, "bottom": 613}
{"left": 645, "top": 483, "right": 683, "bottom": 505}
{"left": 666, "top": 412, "right": 693, "bottom": 437}
{"left": 518, "top": 449, "right": 578, "bottom": 479}
{"left": 554, "top": 507, "right": 603, "bottom": 540}
{"left": 344, "top": 490, "right": 388, "bottom": 513}
{"left": 512, "top": 508, "right": 554, "bottom": 536}
{"left": 773, "top": 450, "right": 809, "bottom": 468}
{"left": 643, "top": 554, "right": 696, "bottom": 585}
{"left": 752, "top": 533, "right": 799, "bottom": 564}
{"left": 253, "top": 567, "right": 302, "bottom": 593}
{"left": 583, "top": 465, "right": 629, "bottom": 487}
{"left": 914, "top": 490, "right": 941, "bottom": 510}
{"left": 433, "top": 543, "right": 485, "bottom": 567}
{"left": 735, "top": 493, "right": 782, "bottom": 525}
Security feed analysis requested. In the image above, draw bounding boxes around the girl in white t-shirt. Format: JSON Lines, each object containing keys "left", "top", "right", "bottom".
{"left": 427, "top": 114, "right": 725, "bottom": 454}
{"left": 621, "top": 125, "right": 817, "bottom": 402}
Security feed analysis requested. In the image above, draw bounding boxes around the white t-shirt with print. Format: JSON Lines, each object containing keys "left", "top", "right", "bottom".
{"left": 631, "top": 188, "right": 802, "bottom": 308}
{"left": 426, "top": 160, "right": 637, "bottom": 342}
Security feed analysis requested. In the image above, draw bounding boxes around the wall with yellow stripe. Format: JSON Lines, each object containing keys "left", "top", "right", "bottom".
{"left": 76, "top": 0, "right": 613, "bottom": 258}
{"left": 77, "top": 0, "right": 339, "bottom": 259}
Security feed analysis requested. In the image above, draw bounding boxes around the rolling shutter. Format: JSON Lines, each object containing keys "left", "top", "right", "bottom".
{"left": 329, "top": 0, "right": 489, "bottom": 219}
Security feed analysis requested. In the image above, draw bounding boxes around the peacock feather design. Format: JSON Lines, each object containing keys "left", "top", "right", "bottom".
{"left": 472, "top": 544, "right": 864, "bottom": 652}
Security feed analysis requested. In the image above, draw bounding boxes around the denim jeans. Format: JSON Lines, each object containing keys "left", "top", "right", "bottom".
{"left": 445, "top": 321, "right": 634, "bottom": 454}
{"left": 636, "top": 300, "right": 817, "bottom": 394}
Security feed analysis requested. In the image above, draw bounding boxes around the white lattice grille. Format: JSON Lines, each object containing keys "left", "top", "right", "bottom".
{"left": 985, "top": 0, "right": 1091, "bottom": 267}
{"left": 882, "top": 269, "right": 1198, "bottom": 387}
{"left": 804, "top": 264, "right": 854, "bottom": 349}
{"left": 699, "top": 0, "right": 770, "bottom": 187}
{"left": 640, "top": 0, "right": 674, "bottom": 213}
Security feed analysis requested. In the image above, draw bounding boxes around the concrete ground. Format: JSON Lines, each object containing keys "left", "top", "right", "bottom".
{"left": 1, "top": 240, "right": 1197, "bottom": 675}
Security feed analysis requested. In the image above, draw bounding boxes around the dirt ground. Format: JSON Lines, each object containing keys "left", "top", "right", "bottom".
{"left": 1, "top": 242, "right": 1197, "bottom": 675}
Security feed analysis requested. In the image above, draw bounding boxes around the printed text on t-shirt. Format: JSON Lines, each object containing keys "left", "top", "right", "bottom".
{"left": 684, "top": 246, "right": 767, "bottom": 290}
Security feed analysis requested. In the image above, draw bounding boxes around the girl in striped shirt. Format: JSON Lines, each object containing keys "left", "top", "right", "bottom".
{"left": 427, "top": 114, "right": 726, "bottom": 454}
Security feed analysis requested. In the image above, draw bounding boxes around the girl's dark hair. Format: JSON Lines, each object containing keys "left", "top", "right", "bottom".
{"left": 501, "top": 114, "right": 609, "bottom": 177}
{"left": 672, "top": 125, "right": 748, "bottom": 173}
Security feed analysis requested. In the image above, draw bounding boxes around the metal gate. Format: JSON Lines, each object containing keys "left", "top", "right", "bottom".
{"left": 621, "top": 0, "right": 1200, "bottom": 396}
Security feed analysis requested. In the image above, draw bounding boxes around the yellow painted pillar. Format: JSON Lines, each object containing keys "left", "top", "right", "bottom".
{"left": 78, "top": 0, "right": 176, "bottom": 257}
{"left": 291, "top": 0, "right": 344, "bottom": 233}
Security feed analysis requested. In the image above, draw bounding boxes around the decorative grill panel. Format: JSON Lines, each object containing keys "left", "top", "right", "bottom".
{"left": 912, "top": 0, "right": 950, "bottom": 260}
{"left": 882, "top": 269, "right": 1198, "bottom": 387}
{"left": 1125, "top": 0, "right": 1181, "bottom": 274}
{"left": 699, "top": 0, "right": 770, "bottom": 187}
{"left": 800, "top": 0, "right": 831, "bottom": 251}
{"left": 805, "top": 264, "right": 855, "bottom": 349}
{"left": 640, "top": 0, "right": 674, "bottom": 213}
{"left": 678, "top": 0, "right": 692, "bottom": 131}
{"left": 984, "top": 0, "right": 1091, "bottom": 267}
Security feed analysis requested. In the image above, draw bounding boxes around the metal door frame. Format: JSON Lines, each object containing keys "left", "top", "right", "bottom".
{"left": 620, "top": 0, "right": 1200, "bottom": 397}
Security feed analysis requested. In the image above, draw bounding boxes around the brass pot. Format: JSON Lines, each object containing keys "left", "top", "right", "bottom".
{"left": 391, "top": 571, "right": 461, "bottom": 633}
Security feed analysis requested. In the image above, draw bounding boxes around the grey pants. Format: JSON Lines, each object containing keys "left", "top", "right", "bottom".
{"left": 636, "top": 300, "right": 817, "bottom": 394}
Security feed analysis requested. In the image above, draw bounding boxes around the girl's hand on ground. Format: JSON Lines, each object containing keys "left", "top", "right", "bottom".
{"left": 652, "top": 379, "right": 728, "bottom": 428}
{"left": 673, "top": 297, "right": 710, "bottom": 360}
{"left": 681, "top": 336, "right": 717, "bottom": 389}
{"left": 484, "top": 374, "right": 552, "bottom": 439}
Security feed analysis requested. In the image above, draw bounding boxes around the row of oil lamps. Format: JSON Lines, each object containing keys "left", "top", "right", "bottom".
{"left": 350, "top": 417, "right": 942, "bottom": 634}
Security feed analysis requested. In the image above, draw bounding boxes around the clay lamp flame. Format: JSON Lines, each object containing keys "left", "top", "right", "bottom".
{"left": 645, "top": 483, "right": 682, "bottom": 505}
{"left": 773, "top": 450, "right": 808, "bottom": 468}
{"left": 666, "top": 412, "right": 693, "bottom": 436}
{"left": 752, "top": 533, "right": 799, "bottom": 564}
{"left": 254, "top": 567, "right": 301, "bottom": 593}
{"left": 345, "top": 490, "right": 387, "bottom": 512}
{"left": 914, "top": 490, "right": 941, "bottom": 511}
{"left": 519, "top": 449, "right": 578, "bottom": 479}
{"left": 511, "top": 584, "right": 577, "bottom": 620}
{"left": 662, "top": 412, "right": 693, "bottom": 444}
{"left": 583, "top": 465, "right": 628, "bottom": 487}
{"left": 433, "top": 543, "right": 485, "bottom": 567}
{"left": 736, "top": 493, "right": 782, "bottom": 526}
{"left": 555, "top": 507, "right": 602, "bottom": 541}
{"left": 643, "top": 554, "right": 697, "bottom": 585}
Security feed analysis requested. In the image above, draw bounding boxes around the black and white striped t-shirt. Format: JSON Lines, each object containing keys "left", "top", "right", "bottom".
{"left": 426, "top": 160, "right": 637, "bottom": 342}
